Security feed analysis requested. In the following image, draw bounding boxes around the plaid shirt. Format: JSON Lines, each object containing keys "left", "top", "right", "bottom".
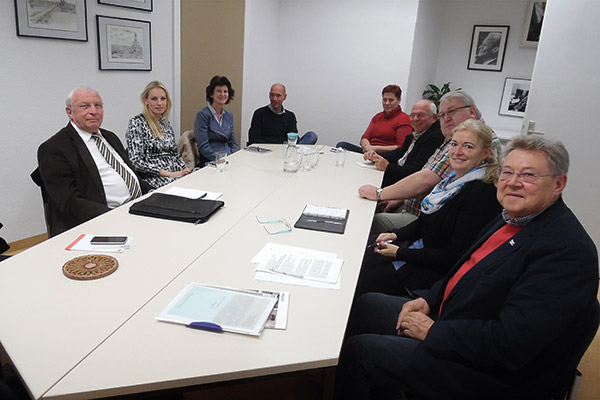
{"left": 404, "top": 133, "right": 501, "bottom": 216}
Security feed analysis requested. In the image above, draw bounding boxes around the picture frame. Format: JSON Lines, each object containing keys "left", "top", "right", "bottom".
{"left": 96, "top": 15, "right": 151, "bottom": 71}
{"left": 521, "top": 0, "right": 546, "bottom": 48}
{"left": 467, "top": 25, "right": 509, "bottom": 72}
{"left": 499, "top": 78, "right": 531, "bottom": 118}
{"left": 14, "top": 0, "right": 88, "bottom": 41}
{"left": 97, "top": 0, "right": 152, "bottom": 12}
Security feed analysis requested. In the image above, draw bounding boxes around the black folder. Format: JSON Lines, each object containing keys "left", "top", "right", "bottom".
{"left": 294, "top": 205, "right": 349, "bottom": 234}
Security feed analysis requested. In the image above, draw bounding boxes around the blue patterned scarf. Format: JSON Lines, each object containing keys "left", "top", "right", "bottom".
{"left": 420, "top": 165, "right": 487, "bottom": 215}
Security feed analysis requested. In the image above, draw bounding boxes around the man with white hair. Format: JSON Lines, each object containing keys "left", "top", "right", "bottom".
{"left": 36, "top": 87, "right": 151, "bottom": 236}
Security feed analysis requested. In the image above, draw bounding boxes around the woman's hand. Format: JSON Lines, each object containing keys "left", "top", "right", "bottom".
{"left": 374, "top": 241, "right": 398, "bottom": 257}
{"left": 160, "top": 168, "right": 192, "bottom": 178}
{"left": 376, "top": 232, "right": 397, "bottom": 243}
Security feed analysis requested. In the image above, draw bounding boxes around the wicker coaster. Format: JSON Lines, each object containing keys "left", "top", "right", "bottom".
{"left": 62, "top": 254, "right": 119, "bottom": 280}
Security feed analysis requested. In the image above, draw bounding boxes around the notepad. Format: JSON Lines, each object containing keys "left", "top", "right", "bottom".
{"left": 294, "top": 204, "right": 349, "bottom": 234}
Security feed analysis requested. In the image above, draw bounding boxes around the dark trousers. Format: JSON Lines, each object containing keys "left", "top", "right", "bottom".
{"left": 335, "top": 293, "right": 420, "bottom": 399}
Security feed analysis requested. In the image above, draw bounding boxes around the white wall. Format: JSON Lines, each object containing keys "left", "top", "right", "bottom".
{"left": 404, "top": 0, "right": 444, "bottom": 109}
{"left": 431, "top": 0, "right": 538, "bottom": 136}
{"left": 524, "top": 0, "right": 600, "bottom": 246}
{"left": 241, "top": 0, "right": 420, "bottom": 147}
{"left": 0, "top": 1, "right": 179, "bottom": 242}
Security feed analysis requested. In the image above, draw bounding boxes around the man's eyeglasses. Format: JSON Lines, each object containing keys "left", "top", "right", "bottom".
{"left": 255, "top": 216, "right": 292, "bottom": 235}
{"left": 498, "top": 168, "right": 555, "bottom": 184}
{"left": 439, "top": 105, "right": 470, "bottom": 119}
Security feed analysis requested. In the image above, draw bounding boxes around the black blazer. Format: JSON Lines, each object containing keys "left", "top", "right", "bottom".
{"left": 406, "top": 198, "right": 599, "bottom": 399}
{"left": 37, "top": 123, "right": 151, "bottom": 237}
{"left": 380, "top": 121, "right": 444, "bottom": 187}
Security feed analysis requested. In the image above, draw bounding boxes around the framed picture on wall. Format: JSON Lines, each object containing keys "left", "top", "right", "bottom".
{"left": 14, "top": 0, "right": 88, "bottom": 41}
{"left": 521, "top": 0, "right": 546, "bottom": 47}
{"left": 499, "top": 78, "right": 531, "bottom": 117}
{"left": 467, "top": 25, "right": 510, "bottom": 72}
{"left": 96, "top": 15, "right": 152, "bottom": 71}
{"left": 97, "top": 0, "right": 152, "bottom": 12}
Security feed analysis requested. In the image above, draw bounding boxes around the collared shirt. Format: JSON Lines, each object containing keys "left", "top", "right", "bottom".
{"left": 208, "top": 104, "right": 224, "bottom": 127}
{"left": 397, "top": 130, "right": 425, "bottom": 167}
{"left": 501, "top": 209, "right": 542, "bottom": 226}
{"left": 268, "top": 103, "right": 286, "bottom": 115}
{"left": 72, "top": 121, "right": 137, "bottom": 208}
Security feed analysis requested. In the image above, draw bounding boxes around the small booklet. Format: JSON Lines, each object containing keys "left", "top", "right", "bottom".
{"left": 156, "top": 283, "right": 278, "bottom": 336}
{"left": 294, "top": 204, "right": 349, "bottom": 234}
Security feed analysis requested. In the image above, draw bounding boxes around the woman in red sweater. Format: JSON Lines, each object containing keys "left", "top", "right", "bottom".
{"left": 336, "top": 84, "right": 412, "bottom": 154}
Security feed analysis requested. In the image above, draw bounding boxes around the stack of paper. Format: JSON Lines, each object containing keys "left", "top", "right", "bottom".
{"left": 252, "top": 243, "right": 343, "bottom": 290}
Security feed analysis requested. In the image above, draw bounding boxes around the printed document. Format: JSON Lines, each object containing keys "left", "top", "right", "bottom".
{"left": 157, "top": 283, "right": 278, "bottom": 336}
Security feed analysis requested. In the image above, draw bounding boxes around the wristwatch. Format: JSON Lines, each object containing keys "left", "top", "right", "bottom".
{"left": 376, "top": 188, "right": 383, "bottom": 201}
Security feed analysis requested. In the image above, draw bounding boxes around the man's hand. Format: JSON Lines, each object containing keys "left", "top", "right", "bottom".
{"left": 358, "top": 185, "right": 378, "bottom": 200}
{"left": 363, "top": 150, "right": 378, "bottom": 161}
{"left": 373, "top": 156, "right": 389, "bottom": 171}
{"left": 397, "top": 311, "right": 434, "bottom": 341}
{"left": 383, "top": 199, "right": 402, "bottom": 212}
{"left": 396, "top": 297, "right": 431, "bottom": 339}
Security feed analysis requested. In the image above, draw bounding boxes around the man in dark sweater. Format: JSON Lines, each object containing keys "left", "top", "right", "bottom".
{"left": 364, "top": 100, "right": 443, "bottom": 188}
{"left": 248, "top": 83, "right": 317, "bottom": 145}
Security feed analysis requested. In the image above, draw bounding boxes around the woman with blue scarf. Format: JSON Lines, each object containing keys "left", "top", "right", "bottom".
{"left": 355, "top": 119, "right": 502, "bottom": 297}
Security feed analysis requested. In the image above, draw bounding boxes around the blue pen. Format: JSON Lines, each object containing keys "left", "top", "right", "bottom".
{"left": 187, "top": 321, "right": 224, "bottom": 333}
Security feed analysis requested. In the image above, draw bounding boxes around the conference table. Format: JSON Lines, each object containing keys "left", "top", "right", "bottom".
{"left": 0, "top": 145, "right": 383, "bottom": 399}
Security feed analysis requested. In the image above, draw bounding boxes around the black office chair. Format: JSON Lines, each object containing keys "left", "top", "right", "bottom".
{"left": 0, "top": 222, "right": 10, "bottom": 262}
{"left": 30, "top": 167, "right": 52, "bottom": 237}
{"left": 554, "top": 299, "right": 600, "bottom": 400}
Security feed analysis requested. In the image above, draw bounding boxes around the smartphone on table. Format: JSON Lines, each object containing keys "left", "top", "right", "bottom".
{"left": 90, "top": 236, "right": 128, "bottom": 245}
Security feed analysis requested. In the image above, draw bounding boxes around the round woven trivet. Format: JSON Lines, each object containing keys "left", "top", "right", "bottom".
{"left": 62, "top": 254, "right": 119, "bottom": 280}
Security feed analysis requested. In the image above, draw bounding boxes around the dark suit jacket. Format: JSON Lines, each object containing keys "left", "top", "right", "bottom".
{"left": 380, "top": 121, "right": 444, "bottom": 187}
{"left": 406, "top": 198, "right": 599, "bottom": 400}
{"left": 37, "top": 123, "right": 151, "bottom": 237}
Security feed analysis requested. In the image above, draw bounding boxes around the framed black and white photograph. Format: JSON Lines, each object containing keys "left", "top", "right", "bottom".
{"left": 96, "top": 15, "right": 151, "bottom": 71}
{"left": 14, "top": 0, "right": 88, "bottom": 41}
{"left": 97, "top": 0, "right": 152, "bottom": 12}
{"left": 521, "top": 0, "right": 546, "bottom": 47}
{"left": 499, "top": 78, "right": 531, "bottom": 117}
{"left": 467, "top": 25, "right": 510, "bottom": 72}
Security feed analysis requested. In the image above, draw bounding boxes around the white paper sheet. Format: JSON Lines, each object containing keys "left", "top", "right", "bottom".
{"left": 164, "top": 187, "right": 223, "bottom": 200}
{"left": 252, "top": 243, "right": 342, "bottom": 289}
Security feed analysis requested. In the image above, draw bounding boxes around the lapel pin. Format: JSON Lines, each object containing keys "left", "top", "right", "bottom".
{"left": 509, "top": 239, "right": 515, "bottom": 246}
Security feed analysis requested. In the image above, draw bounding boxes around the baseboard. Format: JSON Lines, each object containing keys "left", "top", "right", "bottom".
{"left": 3, "top": 233, "right": 48, "bottom": 256}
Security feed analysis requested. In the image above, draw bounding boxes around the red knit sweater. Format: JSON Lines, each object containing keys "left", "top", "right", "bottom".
{"left": 361, "top": 106, "right": 412, "bottom": 147}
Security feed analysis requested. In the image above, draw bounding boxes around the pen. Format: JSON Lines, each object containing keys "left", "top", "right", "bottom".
{"left": 187, "top": 321, "right": 224, "bottom": 333}
{"left": 198, "top": 192, "right": 207, "bottom": 199}
{"left": 306, "top": 219, "right": 343, "bottom": 225}
{"left": 268, "top": 269, "right": 304, "bottom": 279}
{"left": 367, "top": 239, "right": 393, "bottom": 249}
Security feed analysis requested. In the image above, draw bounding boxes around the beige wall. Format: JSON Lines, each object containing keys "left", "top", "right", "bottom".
{"left": 181, "top": 0, "right": 245, "bottom": 145}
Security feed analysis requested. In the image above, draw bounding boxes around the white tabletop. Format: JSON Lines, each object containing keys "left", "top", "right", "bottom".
{"left": 0, "top": 145, "right": 382, "bottom": 399}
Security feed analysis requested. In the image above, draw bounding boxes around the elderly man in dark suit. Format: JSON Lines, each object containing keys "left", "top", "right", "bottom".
{"left": 336, "top": 135, "right": 599, "bottom": 400}
{"left": 37, "top": 87, "right": 151, "bottom": 237}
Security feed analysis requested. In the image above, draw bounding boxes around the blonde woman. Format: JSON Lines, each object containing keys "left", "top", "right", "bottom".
{"left": 126, "top": 81, "right": 190, "bottom": 188}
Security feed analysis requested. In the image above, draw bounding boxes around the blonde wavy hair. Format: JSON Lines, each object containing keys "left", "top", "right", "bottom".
{"left": 452, "top": 119, "right": 499, "bottom": 185}
{"left": 141, "top": 81, "right": 172, "bottom": 140}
